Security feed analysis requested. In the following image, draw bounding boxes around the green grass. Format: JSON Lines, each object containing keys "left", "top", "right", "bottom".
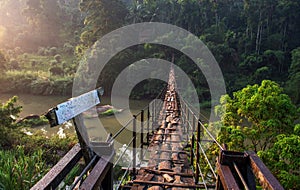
{"left": 0, "top": 146, "right": 49, "bottom": 190}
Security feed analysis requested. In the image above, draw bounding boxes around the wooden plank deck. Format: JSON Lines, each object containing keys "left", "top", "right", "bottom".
{"left": 125, "top": 68, "right": 198, "bottom": 189}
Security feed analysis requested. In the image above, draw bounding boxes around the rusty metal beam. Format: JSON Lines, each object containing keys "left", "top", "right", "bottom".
{"left": 216, "top": 159, "right": 240, "bottom": 190}
{"left": 80, "top": 153, "right": 114, "bottom": 190}
{"left": 246, "top": 151, "right": 284, "bottom": 190}
{"left": 31, "top": 144, "right": 82, "bottom": 190}
{"left": 73, "top": 115, "right": 93, "bottom": 163}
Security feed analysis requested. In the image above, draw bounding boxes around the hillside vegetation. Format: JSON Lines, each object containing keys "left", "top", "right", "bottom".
{"left": 0, "top": 0, "right": 299, "bottom": 189}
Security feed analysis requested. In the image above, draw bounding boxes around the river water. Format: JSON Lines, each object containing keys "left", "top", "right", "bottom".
{"left": 0, "top": 93, "right": 211, "bottom": 151}
{"left": 0, "top": 93, "right": 151, "bottom": 144}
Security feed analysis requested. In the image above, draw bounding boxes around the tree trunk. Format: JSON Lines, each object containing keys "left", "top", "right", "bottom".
{"left": 256, "top": 11, "right": 262, "bottom": 54}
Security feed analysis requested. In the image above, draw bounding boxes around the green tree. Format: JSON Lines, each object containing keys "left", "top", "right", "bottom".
{"left": 0, "top": 50, "right": 7, "bottom": 71}
{"left": 21, "top": 0, "right": 64, "bottom": 48}
{"left": 286, "top": 47, "right": 300, "bottom": 104}
{"left": 258, "top": 124, "right": 300, "bottom": 189}
{"left": 0, "top": 96, "right": 22, "bottom": 148}
{"left": 276, "top": 0, "right": 300, "bottom": 51}
{"left": 215, "top": 80, "right": 298, "bottom": 152}
{"left": 79, "top": 0, "right": 128, "bottom": 46}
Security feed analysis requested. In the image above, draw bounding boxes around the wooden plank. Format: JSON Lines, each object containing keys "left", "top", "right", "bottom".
{"left": 150, "top": 158, "right": 185, "bottom": 164}
{"left": 160, "top": 152, "right": 171, "bottom": 160}
{"left": 132, "top": 180, "right": 215, "bottom": 188}
{"left": 174, "top": 175, "right": 182, "bottom": 184}
{"left": 172, "top": 153, "right": 179, "bottom": 161}
{"left": 80, "top": 153, "right": 114, "bottom": 190}
{"left": 143, "top": 168, "right": 193, "bottom": 177}
{"left": 173, "top": 164, "right": 184, "bottom": 174}
{"left": 163, "top": 174, "right": 174, "bottom": 183}
{"left": 31, "top": 144, "right": 82, "bottom": 190}
{"left": 154, "top": 133, "right": 181, "bottom": 136}
{"left": 216, "top": 159, "right": 240, "bottom": 190}
{"left": 136, "top": 173, "right": 155, "bottom": 182}
{"left": 159, "top": 150, "right": 187, "bottom": 154}
{"left": 171, "top": 135, "right": 181, "bottom": 142}
{"left": 148, "top": 186, "right": 163, "bottom": 190}
{"left": 152, "top": 140, "right": 183, "bottom": 143}
{"left": 161, "top": 143, "right": 170, "bottom": 150}
{"left": 131, "top": 184, "right": 144, "bottom": 190}
{"left": 143, "top": 173, "right": 155, "bottom": 181}
{"left": 158, "top": 161, "right": 172, "bottom": 171}
{"left": 247, "top": 151, "right": 284, "bottom": 190}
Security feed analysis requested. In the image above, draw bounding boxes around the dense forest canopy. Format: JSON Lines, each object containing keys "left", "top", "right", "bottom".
{"left": 0, "top": 0, "right": 299, "bottom": 189}
{"left": 0, "top": 0, "right": 82, "bottom": 51}
{"left": 0, "top": 0, "right": 299, "bottom": 104}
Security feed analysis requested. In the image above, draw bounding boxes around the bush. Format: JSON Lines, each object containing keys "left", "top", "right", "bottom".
{"left": 63, "top": 43, "right": 74, "bottom": 55}
{"left": 9, "top": 59, "right": 20, "bottom": 70}
{"left": 0, "top": 97, "right": 78, "bottom": 189}
{"left": 18, "top": 116, "right": 48, "bottom": 127}
{"left": 258, "top": 126, "right": 300, "bottom": 189}
{"left": 14, "top": 47, "right": 22, "bottom": 55}
{"left": 50, "top": 60, "right": 58, "bottom": 66}
{"left": 30, "top": 79, "right": 51, "bottom": 95}
{"left": 31, "top": 60, "right": 37, "bottom": 67}
{"left": 49, "top": 66, "right": 64, "bottom": 76}
{"left": 2, "top": 70, "right": 39, "bottom": 93}
{"left": 49, "top": 47, "right": 58, "bottom": 56}
{"left": 44, "top": 49, "right": 50, "bottom": 56}
{"left": 37, "top": 47, "right": 46, "bottom": 56}
{"left": 51, "top": 77, "right": 73, "bottom": 95}
{"left": 0, "top": 96, "right": 22, "bottom": 148}
{"left": 54, "top": 54, "right": 62, "bottom": 63}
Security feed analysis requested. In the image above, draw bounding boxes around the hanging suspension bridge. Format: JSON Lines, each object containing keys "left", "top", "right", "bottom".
{"left": 31, "top": 68, "right": 283, "bottom": 190}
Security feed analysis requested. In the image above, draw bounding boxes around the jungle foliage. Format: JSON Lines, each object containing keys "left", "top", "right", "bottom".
{"left": 214, "top": 80, "right": 300, "bottom": 189}
{"left": 0, "top": 0, "right": 300, "bottom": 188}
{"left": 0, "top": 97, "right": 77, "bottom": 189}
{"left": 74, "top": 0, "right": 300, "bottom": 103}
{"left": 0, "top": 0, "right": 299, "bottom": 102}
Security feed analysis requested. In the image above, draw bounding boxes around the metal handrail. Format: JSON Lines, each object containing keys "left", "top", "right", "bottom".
{"left": 179, "top": 94, "right": 225, "bottom": 186}
{"left": 197, "top": 162, "right": 208, "bottom": 190}
{"left": 116, "top": 161, "right": 133, "bottom": 190}
{"left": 110, "top": 120, "right": 133, "bottom": 142}
{"left": 179, "top": 95, "right": 223, "bottom": 151}
{"left": 70, "top": 155, "right": 98, "bottom": 190}
{"left": 179, "top": 96, "right": 210, "bottom": 122}
{"left": 198, "top": 121, "right": 223, "bottom": 151}
{"left": 197, "top": 141, "right": 218, "bottom": 179}
{"left": 111, "top": 85, "right": 166, "bottom": 142}
{"left": 113, "top": 137, "right": 135, "bottom": 168}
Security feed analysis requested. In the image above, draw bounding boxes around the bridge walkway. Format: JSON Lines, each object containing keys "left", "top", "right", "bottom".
{"left": 121, "top": 68, "right": 212, "bottom": 189}
{"left": 32, "top": 67, "right": 284, "bottom": 190}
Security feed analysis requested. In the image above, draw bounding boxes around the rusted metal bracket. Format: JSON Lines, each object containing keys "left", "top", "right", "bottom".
{"left": 246, "top": 151, "right": 284, "bottom": 190}
{"left": 31, "top": 144, "right": 82, "bottom": 190}
{"left": 31, "top": 142, "right": 115, "bottom": 190}
{"left": 33, "top": 87, "right": 117, "bottom": 190}
{"left": 80, "top": 153, "right": 114, "bottom": 190}
{"left": 216, "top": 149, "right": 284, "bottom": 190}
{"left": 44, "top": 87, "right": 104, "bottom": 164}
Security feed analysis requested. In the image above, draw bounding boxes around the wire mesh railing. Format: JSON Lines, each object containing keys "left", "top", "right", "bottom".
{"left": 179, "top": 96, "right": 223, "bottom": 188}
{"left": 112, "top": 88, "right": 166, "bottom": 189}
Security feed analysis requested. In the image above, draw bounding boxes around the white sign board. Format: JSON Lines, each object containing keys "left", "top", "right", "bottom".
{"left": 55, "top": 90, "right": 100, "bottom": 124}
